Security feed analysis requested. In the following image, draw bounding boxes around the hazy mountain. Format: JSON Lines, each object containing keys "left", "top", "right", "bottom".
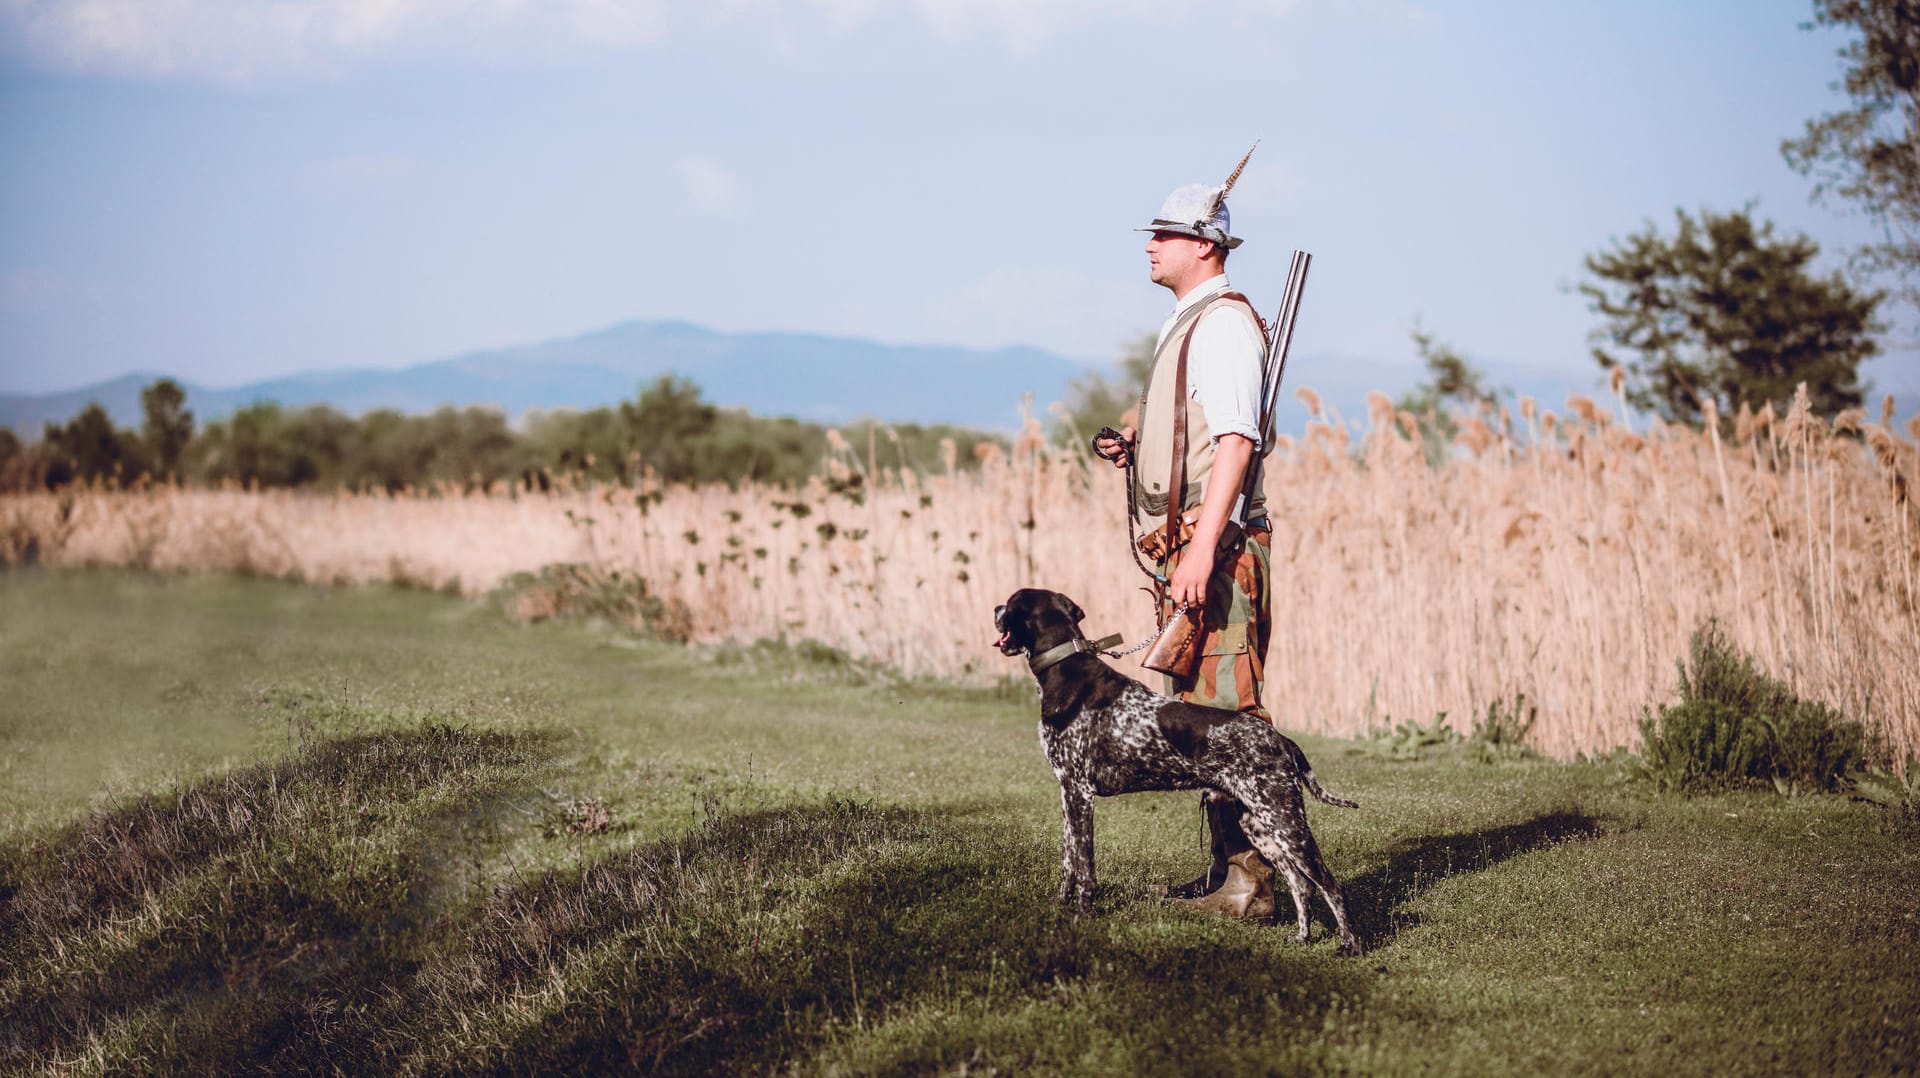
{"left": 0, "top": 320, "right": 1096, "bottom": 435}
{"left": 1, "top": 317, "right": 1598, "bottom": 438}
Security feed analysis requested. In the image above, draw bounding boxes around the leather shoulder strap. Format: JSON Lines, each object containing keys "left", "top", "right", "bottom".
{"left": 1161, "top": 290, "right": 1259, "bottom": 552}
{"left": 1216, "top": 290, "right": 1269, "bottom": 342}
{"left": 1165, "top": 325, "right": 1193, "bottom": 558}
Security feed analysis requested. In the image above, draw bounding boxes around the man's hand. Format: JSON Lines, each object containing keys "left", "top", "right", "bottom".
{"left": 1166, "top": 432, "right": 1255, "bottom": 610}
{"left": 1092, "top": 426, "right": 1134, "bottom": 470}
{"left": 1168, "top": 542, "right": 1215, "bottom": 609}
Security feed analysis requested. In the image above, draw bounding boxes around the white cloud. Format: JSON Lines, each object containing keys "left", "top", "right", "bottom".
{"left": 677, "top": 157, "right": 744, "bottom": 216}
{"left": 0, "top": 0, "right": 1302, "bottom": 79}
{"left": 0, "top": 0, "right": 670, "bottom": 80}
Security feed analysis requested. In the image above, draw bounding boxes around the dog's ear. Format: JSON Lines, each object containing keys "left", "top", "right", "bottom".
{"left": 1055, "top": 593, "right": 1086, "bottom": 626}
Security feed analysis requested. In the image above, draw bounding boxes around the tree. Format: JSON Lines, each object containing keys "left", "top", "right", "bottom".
{"left": 42, "top": 403, "right": 142, "bottom": 487}
{"left": 620, "top": 375, "right": 718, "bottom": 482}
{"left": 1579, "top": 208, "right": 1882, "bottom": 424}
{"left": 140, "top": 378, "right": 194, "bottom": 479}
{"left": 1052, "top": 333, "right": 1155, "bottom": 450}
{"left": 1393, "top": 324, "right": 1504, "bottom": 464}
{"left": 1397, "top": 322, "right": 1501, "bottom": 419}
{"left": 1782, "top": 0, "right": 1920, "bottom": 303}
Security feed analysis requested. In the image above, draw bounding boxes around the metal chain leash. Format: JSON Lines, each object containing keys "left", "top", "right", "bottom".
{"left": 1100, "top": 606, "right": 1193, "bottom": 659}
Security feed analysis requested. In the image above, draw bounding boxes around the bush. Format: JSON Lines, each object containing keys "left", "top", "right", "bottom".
{"left": 494, "top": 563, "right": 693, "bottom": 643}
{"left": 1639, "top": 621, "right": 1866, "bottom": 794}
{"left": 1363, "top": 712, "right": 1461, "bottom": 760}
{"left": 1470, "top": 693, "right": 1539, "bottom": 762}
{"left": 1855, "top": 760, "right": 1920, "bottom": 838}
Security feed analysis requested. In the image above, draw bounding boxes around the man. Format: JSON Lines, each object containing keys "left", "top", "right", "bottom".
{"left": 1094, "top": 170, "right": 1277, "bottom": 921}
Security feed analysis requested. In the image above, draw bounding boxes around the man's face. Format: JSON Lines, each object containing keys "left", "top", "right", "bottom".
{"left": 1145, "top": 230, "right": 1214, "bottom": 293}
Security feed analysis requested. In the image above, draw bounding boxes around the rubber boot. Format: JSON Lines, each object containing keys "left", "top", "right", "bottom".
{"left": 1170, "top": 850, "right": 1277, "bottom": 922}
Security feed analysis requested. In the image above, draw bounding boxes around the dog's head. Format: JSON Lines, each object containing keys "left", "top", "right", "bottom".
{"left": 993, "top": 588, "right": 1087, "bottom": 658}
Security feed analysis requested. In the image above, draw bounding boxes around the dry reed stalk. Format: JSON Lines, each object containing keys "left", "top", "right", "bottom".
{"left": 5, "top": 390, "right": 1917, "bottom": 764}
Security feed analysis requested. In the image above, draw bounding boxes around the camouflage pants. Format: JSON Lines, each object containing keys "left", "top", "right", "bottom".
{"left": 1156, "top": 522, "right": 1272, "bottom": 723}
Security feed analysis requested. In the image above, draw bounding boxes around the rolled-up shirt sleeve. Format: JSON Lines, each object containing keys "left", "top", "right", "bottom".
{"left": 1187, "top": 305, "right": 1265, "bottom": 448}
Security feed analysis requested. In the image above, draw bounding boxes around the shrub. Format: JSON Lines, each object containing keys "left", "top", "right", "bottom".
{"left": 495, "top": 563, "right": 693, "bottom": 643}
{"left": 1855, "top": 762, "right": 1920, "bottom": 838}
{"left": 1640, "top": 621, "right": 1866, "bottom": 794}
{"left": 1470, "top": 693, "right": 1539, "bottom": 762}
{"left": 1364, "top": 712, "right": 1461, "bottom": 760}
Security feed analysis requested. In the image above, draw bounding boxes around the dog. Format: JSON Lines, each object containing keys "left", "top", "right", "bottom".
{"left": 993, "top": 587, "right": 1360, "bottom": 953}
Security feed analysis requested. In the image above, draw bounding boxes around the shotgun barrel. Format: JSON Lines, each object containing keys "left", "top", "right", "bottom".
{"left": 1258, "top": 249, "right": 1313, "bottom": 444}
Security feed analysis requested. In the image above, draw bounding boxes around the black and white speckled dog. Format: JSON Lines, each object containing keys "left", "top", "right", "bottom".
{"left": 993, "top": 587, "right": 1360, "bottom": 953}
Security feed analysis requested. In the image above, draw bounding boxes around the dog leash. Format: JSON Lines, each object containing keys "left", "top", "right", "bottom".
{"left": 1027, "top": 606, "right": 1192, "bottom": 674}
{"left": 1092, "top": 426, "right": 1164, "bottom": 588}
{"left": 1104, "top": 606, "right": 1192, "bottom": 658}
{"left": 1098, "top": 604, "right": 1195, "bottom": 660}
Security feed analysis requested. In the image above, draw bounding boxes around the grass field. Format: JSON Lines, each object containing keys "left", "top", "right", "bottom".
{"left": 2, "top": 570, "right": 1916, "bottom": 1075}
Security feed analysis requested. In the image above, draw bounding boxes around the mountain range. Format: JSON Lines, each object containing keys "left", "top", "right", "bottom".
{"left": 3, "top": 317, "right": 1580, "bottom": 436}
{"left": 1, "top": 320, "right": 1097, "bottom": 436}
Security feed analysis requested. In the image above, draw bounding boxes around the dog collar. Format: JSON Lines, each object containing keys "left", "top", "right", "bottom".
{"left": 1028, "top": 633, "right": 1123, "bottom": 675}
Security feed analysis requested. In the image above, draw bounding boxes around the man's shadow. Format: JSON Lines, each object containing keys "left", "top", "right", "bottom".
{"left": 1332, "top": 811, "right": 1605, "bottom": 948}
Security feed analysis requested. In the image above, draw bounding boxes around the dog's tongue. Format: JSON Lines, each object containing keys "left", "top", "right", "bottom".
{"left": 993, "top": 631, "right": 1010, "bottom": 650}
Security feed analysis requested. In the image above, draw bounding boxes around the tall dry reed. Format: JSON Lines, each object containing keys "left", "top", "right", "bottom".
{"left": 5, "top": 388, "right": 1916, "bottom": 762}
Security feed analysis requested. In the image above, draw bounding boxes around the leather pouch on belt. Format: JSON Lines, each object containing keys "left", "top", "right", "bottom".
{"left": 1136, "top": 512, "right": 1195, "bottom": 563}
{"left": 1137, "top": 512, "right": 1247, "bottom": 563}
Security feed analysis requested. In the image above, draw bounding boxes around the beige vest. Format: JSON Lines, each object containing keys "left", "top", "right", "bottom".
{"left": 1132, "top": 291, "right": 1268, "bottom": 530}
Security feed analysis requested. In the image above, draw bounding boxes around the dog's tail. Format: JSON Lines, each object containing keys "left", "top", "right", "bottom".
{"left": 1288, "top": 740, "right": 1359, "bottom": 809}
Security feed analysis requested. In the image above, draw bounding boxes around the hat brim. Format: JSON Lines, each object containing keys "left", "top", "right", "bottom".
{"left": 1136, "top": 222, "right": 1243, "bottom": 249}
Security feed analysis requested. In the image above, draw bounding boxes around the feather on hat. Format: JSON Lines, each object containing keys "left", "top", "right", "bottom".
{"left": 1138, "top": 142, "right": 1257, "bottom": 249}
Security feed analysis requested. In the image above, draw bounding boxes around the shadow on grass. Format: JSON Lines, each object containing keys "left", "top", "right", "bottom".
{"left": 456, "top": 807, "right": 1373, "bottom": 1076}
{"left": 0, "top": 723, "right": 556, "bottom": 1074}
{"left": 1341, "top": 811, "right": 1604, "bottom": 947}
{"left": 2, "top": 727, "right": 1384, "bottom": 1075}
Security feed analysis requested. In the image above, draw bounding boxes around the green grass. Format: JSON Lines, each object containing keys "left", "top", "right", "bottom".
{"left": 1, "top": 570, "right": 1916, "bottom": 1075}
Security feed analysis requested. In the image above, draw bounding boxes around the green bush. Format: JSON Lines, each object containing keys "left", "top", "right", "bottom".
{"left": 1470, "top": 693, "right": 1539, "bottom": 762}
{"left": 1363, "top": 712, "right": 1461, "bottom": 760}
{"left": 1639, "top": 621, "right": 1866, "bottom": 794}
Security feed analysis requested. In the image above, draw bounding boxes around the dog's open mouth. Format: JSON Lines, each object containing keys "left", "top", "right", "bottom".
{"left": 992, "top": 605, "right": 1020, "bottom": 654}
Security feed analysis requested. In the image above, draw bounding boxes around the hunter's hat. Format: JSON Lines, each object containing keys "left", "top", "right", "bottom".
{"left": 1138, "top": 143, "right": 1256, "bottom": 250}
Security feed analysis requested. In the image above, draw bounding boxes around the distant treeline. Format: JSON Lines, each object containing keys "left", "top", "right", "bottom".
{"left": 0, "top": 375, "right": 1008, "bottom": 492}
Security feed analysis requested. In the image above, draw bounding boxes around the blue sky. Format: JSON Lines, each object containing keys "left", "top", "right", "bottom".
{"left": 2, "top": 0, "right": 1915, "bottom": 413}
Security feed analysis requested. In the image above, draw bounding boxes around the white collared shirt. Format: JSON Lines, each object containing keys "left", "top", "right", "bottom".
{"left": 1154, "top": 274, "right": 1265, "bottom": 447}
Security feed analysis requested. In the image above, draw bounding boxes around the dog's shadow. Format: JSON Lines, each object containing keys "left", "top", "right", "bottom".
{"left": 1334, "top": 811, "right": 1604, "bottom": 948}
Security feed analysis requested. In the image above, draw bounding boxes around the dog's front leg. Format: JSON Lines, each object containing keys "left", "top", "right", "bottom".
{"left": 1058, "top": 783, "right": 1096, "bottom": 910}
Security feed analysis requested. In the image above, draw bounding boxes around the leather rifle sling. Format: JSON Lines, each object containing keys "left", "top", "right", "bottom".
{"left": 1163, "top": 322, "right": 1194, "bottom": 564}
